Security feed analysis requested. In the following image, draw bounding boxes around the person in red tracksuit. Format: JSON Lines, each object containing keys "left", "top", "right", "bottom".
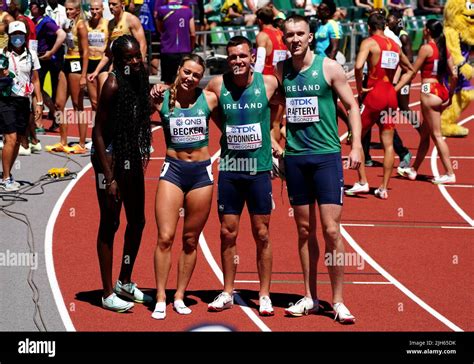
{"left": 345, "top": 12, "right": 413, "bottom": 200}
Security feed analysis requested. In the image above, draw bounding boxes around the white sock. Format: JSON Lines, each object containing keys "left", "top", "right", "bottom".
{"left": 173, "top": 300, "right": 192, "bottom": 315}
{"left": 151, "top": 302, "right": 166, "bottom": 320}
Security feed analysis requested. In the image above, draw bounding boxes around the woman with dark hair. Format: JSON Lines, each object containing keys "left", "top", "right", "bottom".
{"left": 150, "top": 54, "right": 218, "bottom": 320}
{"left": 91, "top": 34, "right": 152, "bottom": 312}
{"left": 0, "top": 20, "right": 43, "bottom": 192}
{"left": 398, "top": 19, "right": 456, "bottom": 184}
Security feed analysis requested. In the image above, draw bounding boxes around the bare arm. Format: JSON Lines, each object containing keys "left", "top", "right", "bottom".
{"left": 354, "top": 38, "right": 371, "bottom": 97}
{"left": 129, "top": 14, "right": 147, "bottom": 61}
{"left": 326, "top": 59, "right": 362, "bottom": 169}
{"left": 394, "top": 49, "right": 414, "bottom": 92}
{"left": 400, "top": 34, "right": 413, "bottom": 63}
{"left": 204, "top": 76, "right": 223, "bottom": 129}
{"left": 32, "top": 70, "right": 43, "bottom": 121}
{"left": 327, "top": 38, "right": 339, "bottom": 60}
{"left": 78, "top": 22, "right": 89, "bottom": 83}
{"left": 92, "top": 75, "right": 118, "bottom": 187}
{"left": 189, "top": 17, "right": 196, "bottom": 50}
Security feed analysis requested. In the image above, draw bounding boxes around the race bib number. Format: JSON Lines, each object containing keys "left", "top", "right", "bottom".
{"left": 421, "top": 83, "right": 431, "bottom": 94}
{"left": 70, "top": 60, "right": 81, "bottom": 72}
{"left": 272, "top": 50, "right": 287, "bottom": 65}
{"left": 286, "top": 96, "right": 319, "bottom": 123}
{"left": 381, "top": 50, "right": 399, "bottom": 70}
{"left": 169, "top": 116, "right": 207, "bottom": 144}
{"left": 400, "top": 85, "right": 410, "bottom": 95}
{"left": 432, "top": 59, "right": 439, "bottom": 75}
{"left": 226, "top": 123, "right": 262, "bottom": 150}
{"left": 88, "top": 32, "right": 106, "bottom": 48}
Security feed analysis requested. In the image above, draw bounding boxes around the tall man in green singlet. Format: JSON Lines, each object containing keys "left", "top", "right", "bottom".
{"left": 274, "top": 15, "right": 362, "bottom": 323}
{"left": 206, "top": 36, "right": 281, "bottom": 317}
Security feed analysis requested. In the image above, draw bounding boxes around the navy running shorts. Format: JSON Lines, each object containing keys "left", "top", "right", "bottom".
{"left": 217, "top": 171, "right": 272, "bottom": 215}
{"left": 284, "top": 152, "right": 344, "bottom": 206}
{"left": 160, "top": 156, "right": 213, "bottom": 193}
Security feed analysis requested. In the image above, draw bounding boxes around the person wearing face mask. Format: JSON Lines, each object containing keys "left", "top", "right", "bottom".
{"left": 0, "top": 21, "right": 43, "bottom": 192}
{"left": 91, "top": 35, "right": 152, "bottom": 312}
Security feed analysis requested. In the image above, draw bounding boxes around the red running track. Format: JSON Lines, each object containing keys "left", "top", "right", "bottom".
{"left": 48, "top": 78, "right": 474, "bottom": 332}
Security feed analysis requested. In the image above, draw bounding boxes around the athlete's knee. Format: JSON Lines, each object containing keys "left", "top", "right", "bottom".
{"left": 297, "top": 223, "right": 311, "bottom": 242}
{"left": 323, "top": 223, "right": 340, "bottom": 244}
{"left": 252, "top": 225, "right": 269, "bottom": 245}
{"left": 220, "top": 226, "right": 238, "bottom": 246}
{"left": 127, "top": 217, "right": 145, "bottom": 233}
{"left": 157, "top": 231, "right": 174, "bottom": 251}
{"left": 182, "top": 232, "right": 199, "bottom": 253}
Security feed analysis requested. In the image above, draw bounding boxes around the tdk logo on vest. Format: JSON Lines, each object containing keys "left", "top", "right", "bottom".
{"left": 231, "top": 125, "right": 256, "bottom": 133}
{"left": 289, "top": 98, "right": 314, "bottom": 106}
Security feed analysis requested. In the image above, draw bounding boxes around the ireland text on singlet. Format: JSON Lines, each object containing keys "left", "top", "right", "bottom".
{"left": 219, "top": 72, "right": 271, "bottom": 172}
{"left": 282, "top": 54, "right": 341, "bottom": 155}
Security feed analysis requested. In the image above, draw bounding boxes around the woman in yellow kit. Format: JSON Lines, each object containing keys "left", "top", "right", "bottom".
{"left": 86, "top": 0, "right": 109, "bottom": 112}
{"left": 46, "top": 0, "right": 89, "bottom": 153}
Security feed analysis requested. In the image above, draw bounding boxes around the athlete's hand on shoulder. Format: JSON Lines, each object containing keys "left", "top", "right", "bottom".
{"left": 150, "top": 83, "right": 170, "bottom": 100}
{"left": 347, "top": 145, "right": 362, "bottom": 170}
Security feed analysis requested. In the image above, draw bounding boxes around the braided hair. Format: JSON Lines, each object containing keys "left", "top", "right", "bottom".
{"left": 168, "top": 53, "right": 205, "bottom": 114}
{"left": 111, "top": 35, "right": 151, "bottom": 174}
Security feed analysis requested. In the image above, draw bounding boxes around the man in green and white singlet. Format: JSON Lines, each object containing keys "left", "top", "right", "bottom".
{"left": 205, "top": 36, "right": 281, "bottom": 317}
{"left": 274, "top": 15, "right": 362, "bottom": 323}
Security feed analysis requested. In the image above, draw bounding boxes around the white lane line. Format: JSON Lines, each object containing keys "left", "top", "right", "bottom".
{"left": 443, "top": 184, "right": 474, "bottom": 188}
{"left": 198, "top": 149, "right": 271, "bottom": 332}
{"left": 235, "top": 280, "right": 393, "bottom": 285}
{"left": 339, "top": 134, "right": 463, "bottom": 331}
{"left": 430, "top": 116, "right": 474, "bottom": 227}
{"left": 340, "top": 228, "right": 463, "bottom": 331}
{"left": 342, "top": 223, "right": 474, "bottom": 230}
{"left": 45, "top": 126, "right": 162, "bottom": 332}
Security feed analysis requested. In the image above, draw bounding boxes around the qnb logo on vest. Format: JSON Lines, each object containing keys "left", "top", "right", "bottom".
{"left": 222, "top": 102, "right": 263, "bottom": 110}
{"left": 175, "top": 118, "right": 204, "bottom": 127}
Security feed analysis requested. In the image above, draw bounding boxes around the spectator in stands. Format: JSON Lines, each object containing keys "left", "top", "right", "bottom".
{"left": 0, "top": 2, "right": 14, "bottom": 50}
{"left": 155, "top": 0, "right": 195, "bottom": 84}
{"left": 221, "top": 0, "right": 245, "bottom": 25}
{"left": 124, "top": 0, "right": 144, "bottom": 17}
{"left": 414, "top": 0, "right": 443, "bottom": 15}
{"left": 204, "top": 0, "right": 222, "bottom": 28}
{"left": 387, "top": 0, "right": 414, "bottom": 17}
{"left": 354, "top": 0, "right": 373, "bottom": 12}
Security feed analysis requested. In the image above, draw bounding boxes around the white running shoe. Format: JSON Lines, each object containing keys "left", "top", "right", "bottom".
{"left": 259, "top": 295, "right": 274, "bottom": 316}
{"left": 102, "top": 293, "right": 134, "bottom": 313}
{"left": 345, "top": 182, "right": 369, "bottom": 195}
{"left": 397, "top": 166, "right": 417, "bottom": 181}
{"left": 113, "top": 280, "right": 152, "bottom": 303}
{"left": 432, "top": 174, "right": 456, "bottom": 184}
{"left": 0, "top": 177, "right": 20, "bottom": 192}
{"left": 30, "top": 142, "right": 42, "bottom": 153}
{"left": 19, "top": 145, "right": 31, "bottom": 156}
{"left": 333, "top": 302, "right": 356, "bottom": 324}
{"left": 374, "top": 188, "right": 388, "bottom": 200}
{"left": 285, "top": 297, "right": 319, "bottom": 317}
{"left": 151, "top": 302, "right": 167, "bottom": 320}
{"left": 208, "top": 292, "right": 233, "bottom": 312}
{"left": 173, "top": 300, "right": 192, "bottom": 315}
